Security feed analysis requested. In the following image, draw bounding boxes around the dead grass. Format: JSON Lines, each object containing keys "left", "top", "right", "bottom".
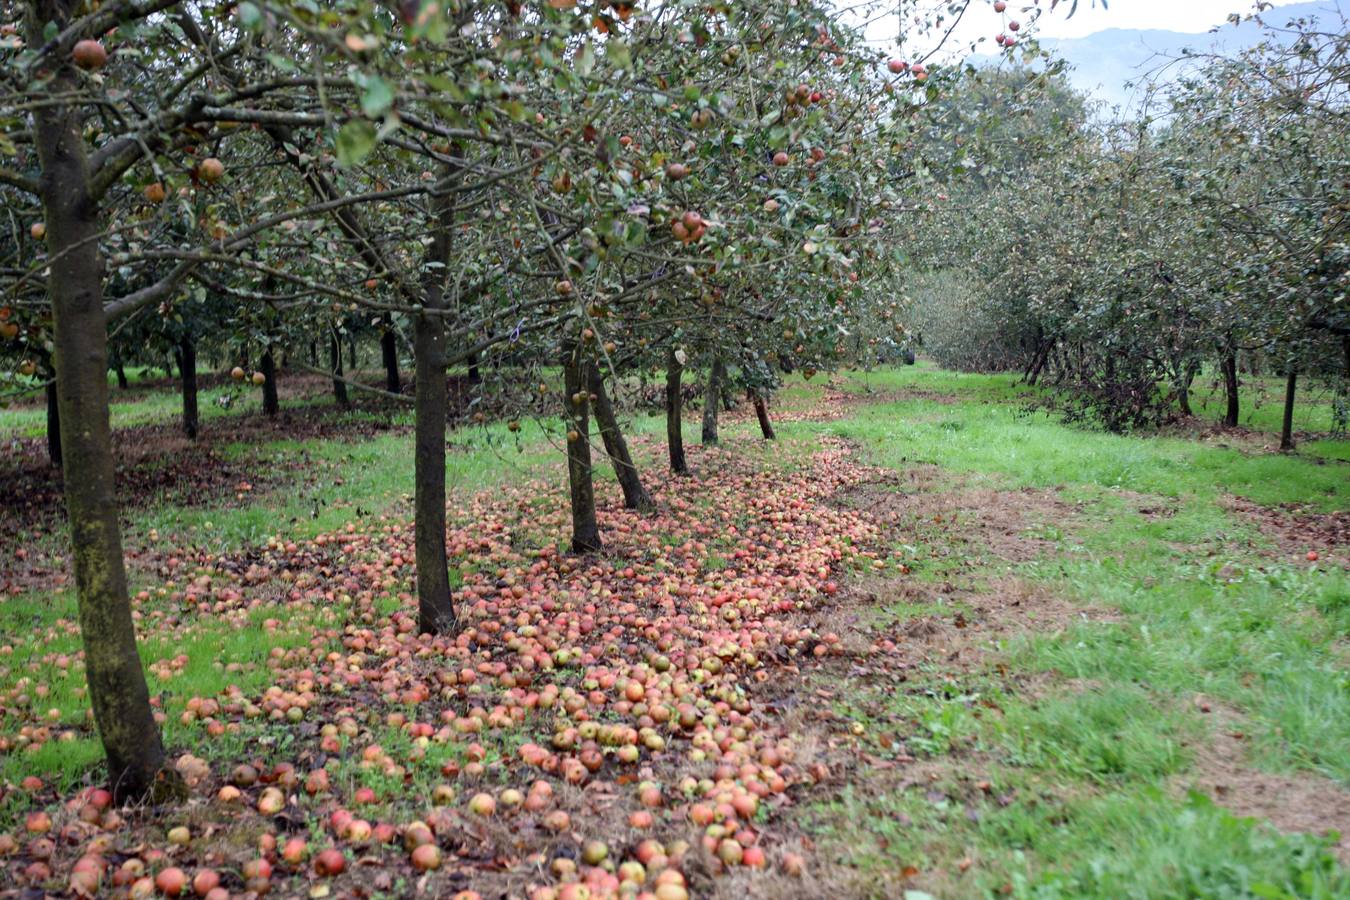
{"left": 1179, "top": 701, "right": 1350, "bottom": 865}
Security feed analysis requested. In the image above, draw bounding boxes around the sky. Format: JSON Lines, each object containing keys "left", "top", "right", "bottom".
{"left": 851, "top": 0, "right": 1319, "bottom": 56}
{"left": 1007, "top": 0, "right": 1314, "bottom": 39}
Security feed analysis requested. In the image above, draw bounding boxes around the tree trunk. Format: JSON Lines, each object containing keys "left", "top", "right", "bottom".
{"left": 666, "top": 347, "right": 688, "bottom": 475}
{"left": 46, "top": 377, "right": 62, "bottom": 467}
{"left": 1177, "top": 362, "right": 1197, "bottom": 417}
{"left": 467, "top": 351, "right": 481, "bottom": 385}
{"left": 308, "top": 340, "right": 317, "bottom": 366}
{"left": 32, "top": 43, "right": 167, "bottom": 801}
{"left": 1221, "top": 351, "right": 1240, "bottom": 427}
{"left": 588, "top": 363, "right": 653, "bottom": 512}
{"left": 381, "top": 330, "right": 401, "bottom": 394}
{"left": 413, "top": 165, "right": 459, "bottom": 636}
{"left": 261, "top": 349, "right": 279, "bottom": 417}
{"left": 113, "top": 355, "right": 128, "bottom": 390}
{"left": 179, "top": 335, "right": 198, "bottom": 439}
{"left": 1027, "top": 342, "right": 1051, "bottom": 386}
{"left": 1280, "top": 368, "right": 1297, "bottom": 452}
{"left": 330, "top": 331, "right": 350, "bottom": 409}
{"left": 563, "top": 343, "right": 603, "bottom": 552}
{"left": 702, "top": 357, "right": 724, "bottom": 446}
{"left": 749, "top": 388, "right": 776, "bottom": 440}
{"left": 348, "top": 335, "right": 357, "bottom": 372}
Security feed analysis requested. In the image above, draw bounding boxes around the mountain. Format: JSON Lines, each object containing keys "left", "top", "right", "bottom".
{"left": 971, "top": 1, "right": 1348, "bottom": 112}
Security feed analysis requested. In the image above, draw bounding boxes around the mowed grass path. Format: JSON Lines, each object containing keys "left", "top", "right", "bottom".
{"left": 767, "top": 365, "right": 1349, "bottom": 898}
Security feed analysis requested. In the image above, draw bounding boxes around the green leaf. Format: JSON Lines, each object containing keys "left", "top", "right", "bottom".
{"left": 361, "top": 77, "right": 395, "bottom": 117}
{"left": 420, "top": 74, "right": 463, "bottom": 102}
{"left": 335, "top": 120, "right": 377, "bottom": 168}
{"left": 577, "top": 42, "right": 595, "bottom": 77}
{"left": 236, "top": 2, "right": 263, "bottom": 30}
{"left": 606, "top": 40, "right": 631, "bottom": 71}
{"left": 265, "top": 52, "right": 297, "bottom": 73}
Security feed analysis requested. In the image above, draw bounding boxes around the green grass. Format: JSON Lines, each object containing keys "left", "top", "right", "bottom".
{"left": 137, "top": 403, "right": 680, "bottom": 553}
{"left": 812, "top": 779, "right": 1345, "bottom": 899}
{"left": 797, "top": 366, "right": 1348, "bottom": 510}
{"left": 0, "top": 375, "right": 309, "bottom": 439}
{"left": 1190, "top": 372, "right": 1343, "bottom": 436}
{"left": 843, "top": 360, "right": 1346, "bottom": 440}
{"left": 788, "top": 364, "right": 1348, "bottom": 898}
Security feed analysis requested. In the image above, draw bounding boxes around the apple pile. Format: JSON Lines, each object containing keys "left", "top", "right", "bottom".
{"left": 0, "top": 431, "right": 907, "bottom": 896}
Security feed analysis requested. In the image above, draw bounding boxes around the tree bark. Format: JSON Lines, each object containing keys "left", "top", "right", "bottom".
{"left": 46, "top": 377, "right": 62, "bottom": 467}
{"left": 32, "top": 30, "right": 167, "bottom": 801}
{"left": 1280, "top": 368, "right": 1297, "bottom": 452}
{"left": 381, "top": 330, "right": 401, "bottom": 394}
{"left": 749, "top": 388, "right": 776, "bottom": 440}
{"left": 666, "top": 347, "right": 689, "bottom": 475}
{"left": 348, "top": 334, "right": 357, "bottom": 372}
{"left": 330, "top": 331, "right": 350, "bottom": 409}
{"left": 261, "top": 349, "right": 279, "bottom": 417}
{"left": 702, "top": 357, "right": 724, "bottom": 446}
{"left": 1221, "top": 351, "right": 1240, "bottom": 427}
{"left": 563, "top": 342, "right": 603, "bottom": 552}
{"left": 179, "top": 335, "right": 198, "bottom": 439}
{"left": 1177, "top": 362, "right": 1198, "bottom": 417}
{"left": 413, "top": 166, "right": 459, "bottom": 635}
{"left": 1027, "top": 342, "right": 1051, "bottom": 386}
{"left": 467, "top": 351, "right": 481, "bottom": 385}
{"left": 112, "top": 355, "right": 128, "bottom": 390}
{"left": 588, "top": 363, "right": 653, "bottom": 512}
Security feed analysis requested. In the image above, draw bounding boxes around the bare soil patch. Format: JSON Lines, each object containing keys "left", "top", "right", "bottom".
{"left": 1180, "top": 703, "right": 1350, "bottom": 864}
{"left": 835, "top": 472, "right": 1080, "bottom": 564}
{"left": 1223, "top": 496, "right": 1349, "bottom": 567}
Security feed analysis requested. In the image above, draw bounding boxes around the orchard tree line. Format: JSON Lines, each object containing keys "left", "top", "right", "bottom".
{"left": 0, "top": 0, "right": 1078, "bottom": 802}
{"left": 906, "top": 9, "right": 1350, "bottom": 442}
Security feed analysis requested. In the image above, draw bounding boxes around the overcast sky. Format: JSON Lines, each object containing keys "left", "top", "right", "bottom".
{"left": 1013, "top": 0, "right": 1322, "bottom": 38}
{"left": 852, "top": 0, "right": 1323, "bottom": 56}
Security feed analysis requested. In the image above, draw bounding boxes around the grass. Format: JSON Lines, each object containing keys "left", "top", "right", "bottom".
{"left": 0, "top": 374, "right": 300, "bottom": 438}
{"left": 812, "top": 779, "right": 1345, "bottom": 899}
{"left": 782, "top": 363, "right": 1349, "bottom": 897}
{"left": 810, "top": 364, "right": 1347, "bottom": 510}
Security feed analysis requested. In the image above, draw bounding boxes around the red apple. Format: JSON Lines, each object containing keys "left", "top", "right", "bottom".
{"left": 198, "top": 158, "right": 224, "bottom": 183}
{"left": 154, "top": 867, "right": 186, "bottom": 897}
{"left": 314, "top": 848, "right": 346, "bottom": 876}
{"left": 72, "top": 39, "right": 107, "bottom": 70}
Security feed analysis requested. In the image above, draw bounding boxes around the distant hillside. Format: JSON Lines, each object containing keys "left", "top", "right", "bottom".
{"left": 971, "top": 1, "right": 1348, "bottom": 112}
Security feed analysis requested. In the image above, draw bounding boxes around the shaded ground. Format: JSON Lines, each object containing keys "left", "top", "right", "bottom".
{"left": 0, "top": 387, "right": 406, "bottom": 594}
{"left": 0, "top": 372, "right": 554, "bottom": 595}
